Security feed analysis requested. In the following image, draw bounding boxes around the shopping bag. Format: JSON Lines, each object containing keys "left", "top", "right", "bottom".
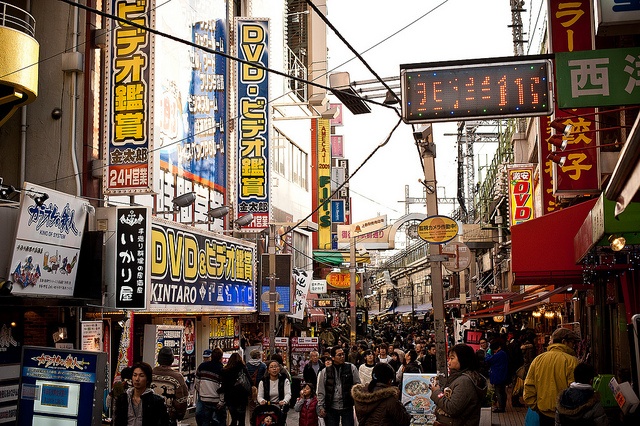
{"left": 524, "top": 408, "right": 540, "bottom": 426}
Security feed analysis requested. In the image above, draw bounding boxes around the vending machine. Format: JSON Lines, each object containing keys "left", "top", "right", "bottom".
{"left": 17, "top": 346, "right": 107, "bottom": 426}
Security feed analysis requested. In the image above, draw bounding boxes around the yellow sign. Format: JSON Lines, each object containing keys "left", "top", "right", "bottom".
{"left": 417, "top": 215, "right": 458, "bottom": 243}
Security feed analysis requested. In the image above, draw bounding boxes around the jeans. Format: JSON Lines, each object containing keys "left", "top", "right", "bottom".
{"left": 324, "top": 407, "right": 355, "bottom": 426}
{"left": 493, "top": 383, "right": 507, "bottom": 410}
{"left": 195, "top": 399, "right": 226, "bottom": 426}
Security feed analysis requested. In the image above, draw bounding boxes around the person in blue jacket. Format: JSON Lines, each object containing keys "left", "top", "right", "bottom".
{"left": 485, "top": 338, "right": 510, "bottom": 413}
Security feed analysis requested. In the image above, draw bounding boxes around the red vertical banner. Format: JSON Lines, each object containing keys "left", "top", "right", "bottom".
{"left": 508, "top": 165, "right": 535, "bottom": 227}
{"left": 538, "top": 116, "right": 560, "bottom": 215}
{"left": 548, "top": 0, "right": 599, "bottom": 195}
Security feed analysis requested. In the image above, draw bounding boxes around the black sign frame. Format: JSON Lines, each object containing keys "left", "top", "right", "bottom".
{"left": 401, "top": 55, "right": 554, "bottom": 123}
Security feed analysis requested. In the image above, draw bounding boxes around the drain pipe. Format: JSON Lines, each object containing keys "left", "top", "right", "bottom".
{"left": 69, "top": 2, "right": 82, "bottom": 195}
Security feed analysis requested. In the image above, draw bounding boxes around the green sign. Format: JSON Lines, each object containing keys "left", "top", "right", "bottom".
{"left": 556, "top": 47, "right": 640, "bottom": 108}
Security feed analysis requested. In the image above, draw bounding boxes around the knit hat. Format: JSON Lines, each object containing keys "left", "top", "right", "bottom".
{"left": 203, "top": 349, "right": 212, "bottom": 358}
{"left": 157, "top": 347, "right": 174, "bottom": 366}
{"left": 551, "top": 328, "right": 580, "bottom": 343}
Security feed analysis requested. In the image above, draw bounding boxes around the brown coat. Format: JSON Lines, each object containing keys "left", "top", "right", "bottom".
{"left": 351, "top": 383, "right": 411, "bottom": 426}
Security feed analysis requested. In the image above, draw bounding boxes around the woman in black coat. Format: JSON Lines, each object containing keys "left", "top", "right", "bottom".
{"left": 222, "top": 352, "right": 252, "bottom": 426}
{"left": 114, "top": 362, "right": 169, "bottom": 426}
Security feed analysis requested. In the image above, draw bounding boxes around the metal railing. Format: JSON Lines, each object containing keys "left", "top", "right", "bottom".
{"left": 0, "top": 2, "right": 35, "bottom": 37}
{"left": 285, "top": 45, "right": 307, "bottom": 102}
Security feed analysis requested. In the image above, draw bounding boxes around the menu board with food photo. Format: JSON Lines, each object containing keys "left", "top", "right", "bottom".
{"left": 401, "top": 373, "right": 438, "bottom": 425}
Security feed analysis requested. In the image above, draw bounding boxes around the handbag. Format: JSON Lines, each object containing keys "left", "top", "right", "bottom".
{"left": 235, "top": 370, "right": 252, "bottom": 394}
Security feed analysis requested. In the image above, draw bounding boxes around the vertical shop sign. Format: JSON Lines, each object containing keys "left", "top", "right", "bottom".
{"left": 115, "top": 207, "right": 149, "bottom": 309}
{"left": 236, "top": 19, "right": 270, "bottom": 229}
{"left": 548, "top": 0, "right": 599, "bottom": 195}
{"left": 315, "top": 119, "right": 332, "bottom": 249}
{"left": 80, "top": 321, "right": 103, "bottom": 352}
{"left": 104, "top": 0, "right": 153, "bottom": 194}
{"left": 538, "top": 116, "right": 561, "bottom": 215}
{"left": 508, "top": 166, "right": 535, "bottom": 226}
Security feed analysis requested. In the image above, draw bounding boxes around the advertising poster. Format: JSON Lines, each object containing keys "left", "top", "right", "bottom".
{"left": 401, "top": 373, "right": 438, "bottom": 426}
{"left": 262, "top": 337, "right": 289, "bottom": 370}
{"left": 155, "top": 0, "right": 228, "bottom": 202}
{"left": 80, "top": 321, "right": 103, "bottom": 352}
{"left": 18, "top": 346, "right": 106, "bottom": 426}
{"left": 290, "top": 337, "right": 318, "bottom": 377}
{"left": 10, "top": 183, "right": 88, "bottom": 296}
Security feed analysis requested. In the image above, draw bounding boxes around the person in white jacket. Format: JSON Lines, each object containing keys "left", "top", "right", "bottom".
{"left": 358, "top": 350, "right": 376, "bottom": 386}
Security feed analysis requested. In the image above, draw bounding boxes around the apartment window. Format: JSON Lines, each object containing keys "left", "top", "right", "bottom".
{"left": 273, "top": 128, "right": 308, "bottom": 190}
{"left": 293, "top": 232, "right": 309, "bottom": 269}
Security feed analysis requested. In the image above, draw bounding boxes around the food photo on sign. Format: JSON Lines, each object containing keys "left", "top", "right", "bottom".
{"left": 401, "top": 373, "right": 439, "bottom": 425}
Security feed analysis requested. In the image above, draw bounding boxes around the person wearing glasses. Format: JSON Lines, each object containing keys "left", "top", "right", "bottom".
{"left": 316, "top": 346, "right": 361, "bottom": 426}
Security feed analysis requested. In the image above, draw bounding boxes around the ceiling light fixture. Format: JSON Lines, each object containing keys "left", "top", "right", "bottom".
{"left": 609, "top": 234, "right": 626, "bottom": 251}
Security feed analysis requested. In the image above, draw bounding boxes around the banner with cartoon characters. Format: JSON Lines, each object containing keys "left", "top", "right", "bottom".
{"left": 9, "top": 183, "right": 88, "bottom": 296}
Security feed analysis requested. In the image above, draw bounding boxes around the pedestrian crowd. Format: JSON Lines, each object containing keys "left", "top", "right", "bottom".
{"left": 106, "top": 322, "right": 626, "bottom": 426}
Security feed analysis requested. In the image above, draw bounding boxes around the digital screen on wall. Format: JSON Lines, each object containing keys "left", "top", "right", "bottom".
{"left": 259, "top": 285, "right": 291, "bottom": 314}
{"left": 401, "top": 56, "right": 553, "bottom": 122}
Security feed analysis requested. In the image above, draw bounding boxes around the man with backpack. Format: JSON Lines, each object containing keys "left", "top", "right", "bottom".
{"left": 152, "top": 346, "right": 189, "bottom": 426}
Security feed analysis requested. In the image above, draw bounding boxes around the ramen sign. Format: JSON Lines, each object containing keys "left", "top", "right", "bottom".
{"left": 417, "top": 215, "right": 458, "bottom": 244}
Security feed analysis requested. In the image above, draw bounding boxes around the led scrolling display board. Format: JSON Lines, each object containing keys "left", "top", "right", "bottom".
{"left": 401, "top": 57, "right": 553, "bottom": 123}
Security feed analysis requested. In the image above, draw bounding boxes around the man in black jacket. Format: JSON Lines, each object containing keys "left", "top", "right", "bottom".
{"left": 303, "top": 350, "right": 324, "bottom": 386}
{"left": 421, "top": 343, "right": 437, "bottom": 373}
{"left": 316, "top": 346, "right": 361, "bottom": 426}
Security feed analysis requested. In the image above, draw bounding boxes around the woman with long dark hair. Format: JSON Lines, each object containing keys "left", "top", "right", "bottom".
{"left": 351, "top": 363, "right": 411, "bottom": 426}
{"left": 429, "top": 344, "right": 488, "bottom": 426}
{"left": 222, "top": 352, "right": 251, "bottom": 426}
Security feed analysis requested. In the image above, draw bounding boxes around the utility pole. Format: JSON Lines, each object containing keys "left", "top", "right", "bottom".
{"left": 350, "top": 234, "right": 357, "bottom": 346}
{"left": 268, "top": 224, "right": 277, "bottom": 355}
{"left": 415, "top": 124, "right": 448, "bottom": 375}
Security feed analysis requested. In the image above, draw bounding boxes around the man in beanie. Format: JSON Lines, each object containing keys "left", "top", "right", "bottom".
{"left": 152, "top": 346, "right": 189, "bottom": 426}
{"left": 524, "top": 327, "right": 580, "bottom": 426}
{"left": 195, "top": 347, "right": 226, "bottom": 426}
{"left": 246, "top": 349, "right": 267, "bottom": 414}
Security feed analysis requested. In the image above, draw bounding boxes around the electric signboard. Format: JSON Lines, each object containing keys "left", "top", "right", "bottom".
{"left": 401, "top": 56, "right": 553, "bottom": 122}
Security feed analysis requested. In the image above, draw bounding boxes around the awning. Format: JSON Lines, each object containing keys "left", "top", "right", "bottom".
{"left": 312, "top": 250, "right": 371, "bottom": 266}
{"left": 511, "top": 199, "right": 598, "bottom": 286}
{"left": 464, "top": 285, "right": 571, "bottom": 320}
{"left": 393, "top": 304, "right": 413, "bottom": 313}
{"left": 605, "top": 114, "right": 640, "bottom": 216}
{"left": 574, "top": 195, "right": 640, "bottom": 262}
{"left": 415, "top": 303, "right": 433, "bottom": 313}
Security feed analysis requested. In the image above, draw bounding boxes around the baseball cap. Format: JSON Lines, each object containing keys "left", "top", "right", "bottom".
{"left": 551, "top": 328, "right": 580, "bottom": 343}
{"left": 203, "top": 349, "right": 212, "bottom": 358}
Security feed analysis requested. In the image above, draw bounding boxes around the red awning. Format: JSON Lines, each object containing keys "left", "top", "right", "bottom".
{"left": 511, "top": 199, "right": 598, "bottom": 286}
{"left": 464, "top": 285, "right": 571, "bottom": 320}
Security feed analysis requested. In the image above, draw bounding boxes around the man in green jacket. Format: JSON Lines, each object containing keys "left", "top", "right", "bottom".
{"left": 523, "top": 328, "right": 580, "bottom": 426}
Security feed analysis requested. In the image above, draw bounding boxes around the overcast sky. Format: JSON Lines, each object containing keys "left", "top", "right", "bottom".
{"left": 325, "top": 0, "right": 547, "bottom": 224}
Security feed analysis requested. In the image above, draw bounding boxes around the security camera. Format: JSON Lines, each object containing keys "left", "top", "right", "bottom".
{"left": 413, "top": 125, "right": 433, "bottom": 142}
{"left": 172, "top": 192, "right": 196, "bottom": 208}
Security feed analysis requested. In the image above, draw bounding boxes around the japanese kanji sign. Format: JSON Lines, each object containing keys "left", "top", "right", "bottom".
{"left": 115, "top": 207, "right": 149, "bottom": 309}
{"left": 236, "top": 18, "right": 270, "bottom": 230}
{"left": 104, "top": 0, "right": 153, "bottom": 194}
{"left": 556, "top": 47, "right": 640, "bottom": 108}
{"left": 548, "top": 0, "right": 599, "bottom": 195}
